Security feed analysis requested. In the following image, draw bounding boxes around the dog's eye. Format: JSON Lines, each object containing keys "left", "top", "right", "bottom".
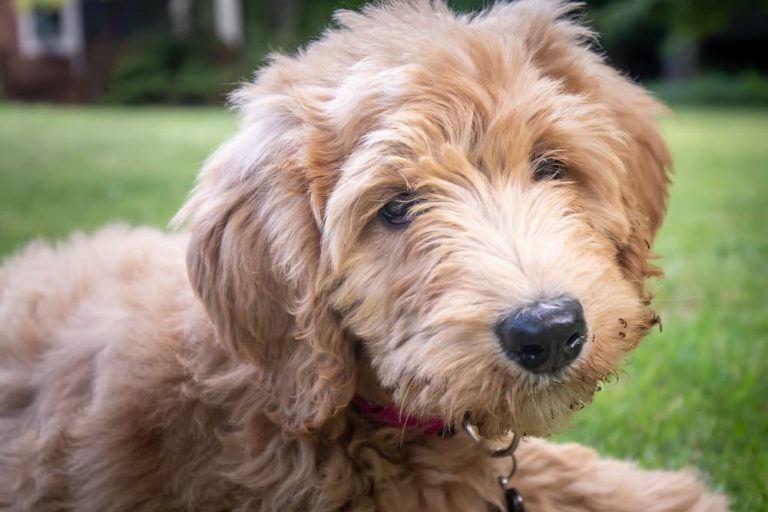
{"left": 379, "top": 192, "right": 418, "bottom": 228}
{"left": 532, "top": 157, "right": 566, "bottom": 182}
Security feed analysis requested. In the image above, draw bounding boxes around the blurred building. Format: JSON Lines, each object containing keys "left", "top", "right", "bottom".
{"left": 0, "top": 0, "right": 243, "bottom": 102}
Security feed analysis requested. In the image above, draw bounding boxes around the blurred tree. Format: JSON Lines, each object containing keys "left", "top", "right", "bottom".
{"left": 593, "top": 0, "right": 768, "bottom": 80}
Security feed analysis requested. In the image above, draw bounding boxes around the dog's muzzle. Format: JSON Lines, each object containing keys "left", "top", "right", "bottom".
{"left": 495, "top": 296, "right": 586, "bottom": 373}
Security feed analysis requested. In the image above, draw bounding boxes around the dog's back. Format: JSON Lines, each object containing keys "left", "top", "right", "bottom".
{"left": 0, "top": 227, "right": 201, "bottom": 509}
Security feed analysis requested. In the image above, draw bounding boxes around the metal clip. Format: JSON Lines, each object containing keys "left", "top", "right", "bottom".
{"left": 462, "top": 417, "right": 525, "bottom": 511}
{"left": 461, "top": 417, "right": 521, "bottom": 459}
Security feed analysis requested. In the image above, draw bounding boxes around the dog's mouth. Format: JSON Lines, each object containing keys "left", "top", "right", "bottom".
{"left": 452, "top": 355, "right": 613, "bottom": 438}
{"left": 466, "top": 389, "right": 598, "bottom": 438}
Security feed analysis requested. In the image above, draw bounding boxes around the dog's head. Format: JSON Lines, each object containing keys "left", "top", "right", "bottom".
{"left": 176, "top": 0, "right": 670, "bottom": 438}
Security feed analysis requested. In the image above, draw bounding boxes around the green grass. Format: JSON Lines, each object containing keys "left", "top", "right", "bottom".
{"left": 0, "top": 105, "right": 766, "bottom": 509}
{"left": 556, "top": 108, "right": 768, "bottom": 510}
{"left": 0, "top": 105, "right": 235, "bottom": 254}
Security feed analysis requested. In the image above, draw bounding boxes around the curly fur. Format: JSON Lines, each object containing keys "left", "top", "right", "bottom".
{"left": 0, "top": 1, "right": 727, "bottom": 510}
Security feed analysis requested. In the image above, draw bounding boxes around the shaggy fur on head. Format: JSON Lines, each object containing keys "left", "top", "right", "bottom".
{"left": 0, "top": 1, "right": 728, "bottom": 510}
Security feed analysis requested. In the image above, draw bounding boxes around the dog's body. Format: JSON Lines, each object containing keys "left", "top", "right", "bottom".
{"left": 0, "top": 1, "right": 727, "bottom": 511}
{"left": 0, "top": 228, "right": 723, "bottom": 511}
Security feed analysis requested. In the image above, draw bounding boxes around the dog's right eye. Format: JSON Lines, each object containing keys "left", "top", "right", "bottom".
{"left": 379, "top": 192, "right": 418, "bottom": 228}
{"left": 532, "top": 157, "right": 566, "bottom": 182}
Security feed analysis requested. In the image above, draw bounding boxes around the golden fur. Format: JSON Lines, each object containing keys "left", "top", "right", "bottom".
{"left": 0, "top": 1, "right": 728, "bottom": 510}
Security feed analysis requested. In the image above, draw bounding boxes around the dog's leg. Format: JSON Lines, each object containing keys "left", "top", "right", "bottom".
{"left": 507, "top": 439, "right": 728, "bottom": 512}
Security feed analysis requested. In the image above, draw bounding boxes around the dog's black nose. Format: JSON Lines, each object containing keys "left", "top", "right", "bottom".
{"left": 495, "top": 297, "right": 586, "bottom": 373}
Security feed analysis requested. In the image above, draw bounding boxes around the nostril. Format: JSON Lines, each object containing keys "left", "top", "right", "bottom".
{"left": 565, "top": 332, "right": 584, "bottom": 350}
{"left": 563, "top": 332, "right": 585, "bottom": 363}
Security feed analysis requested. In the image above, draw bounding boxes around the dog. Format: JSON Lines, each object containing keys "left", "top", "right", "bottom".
{"left": 0, "top": 1, "right": 728, "bottom": 510}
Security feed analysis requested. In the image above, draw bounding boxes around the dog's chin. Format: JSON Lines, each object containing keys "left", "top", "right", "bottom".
{"left": 470, "top": 404, "right": 575, "bottom": 439}
{"left": 464, "top": 375, "right": 601, "bottom": 439}
{"left": 379, "top": 344, "right": 608, "bottom": 439}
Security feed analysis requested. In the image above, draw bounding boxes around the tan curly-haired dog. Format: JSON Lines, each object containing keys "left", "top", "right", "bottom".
{"left": 0, "top": 1, "right": 728, "bottom": 511}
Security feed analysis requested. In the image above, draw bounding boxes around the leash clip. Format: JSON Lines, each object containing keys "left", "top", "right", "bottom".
{"left": 462, "top": 417, "right": 525, "bottom": 512}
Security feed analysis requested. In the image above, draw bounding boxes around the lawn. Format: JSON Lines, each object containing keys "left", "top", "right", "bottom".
{"left": 0, "top": 104, "right": 766, "bottom": 510}
{"left": 0, "top": 105, "right": 235, "bottom": 254}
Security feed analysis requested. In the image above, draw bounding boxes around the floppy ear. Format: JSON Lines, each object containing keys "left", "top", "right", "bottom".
{"left": 174, "top": 92, "right": 355, "bottom": 433}
{"left": 604, "top": 81, "right": 671, "bottom": 293}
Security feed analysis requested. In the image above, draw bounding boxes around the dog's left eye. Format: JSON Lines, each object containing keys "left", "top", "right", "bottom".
{"left": 532, "top": 157, "right": 566, "bottom": 182}
{"left": 379, "top": 192, "right": 418, "bottom": 228}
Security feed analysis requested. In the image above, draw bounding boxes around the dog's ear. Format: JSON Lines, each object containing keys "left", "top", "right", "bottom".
{"left": 603, "top": 81, "right": 671, "bottom": 293}
{"left": 173, "top": 91, "right": 355, "bottom": 433}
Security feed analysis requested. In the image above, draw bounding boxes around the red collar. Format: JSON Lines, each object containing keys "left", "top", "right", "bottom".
{"left": 351, "top": 395, "right": 453, "bottom": 436}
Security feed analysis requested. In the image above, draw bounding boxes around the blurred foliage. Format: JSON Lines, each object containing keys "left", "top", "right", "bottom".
{"left": 107, "top": 31, "right": 241, "bottom": 104}
{"left": 582, "top": 0, "right": 768, "bottom": 101}
{"left": 650, "top": 71, "right": 768, "bottom": 106}
{"left": 104, "top": 0, "right": 499, "bottom": 104}
{"left": 592, "top": 0, "right": 766, "bottom": 38}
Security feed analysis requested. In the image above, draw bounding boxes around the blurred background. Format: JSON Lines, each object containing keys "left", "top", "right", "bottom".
{"left": 1, "top": 0, "right": 768, "bottom": 104}
{"left": 0, "top": 0, "right": 766, "bottom": 510}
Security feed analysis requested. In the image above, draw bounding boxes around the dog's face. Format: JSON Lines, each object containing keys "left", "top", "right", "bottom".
{"left": 178, "top": 1, "right": 670, "bottom": 438}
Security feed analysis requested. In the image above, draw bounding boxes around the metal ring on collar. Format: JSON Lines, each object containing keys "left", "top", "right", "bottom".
{"left": 461, "top": 417, "right": 521, "bottom": 459}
